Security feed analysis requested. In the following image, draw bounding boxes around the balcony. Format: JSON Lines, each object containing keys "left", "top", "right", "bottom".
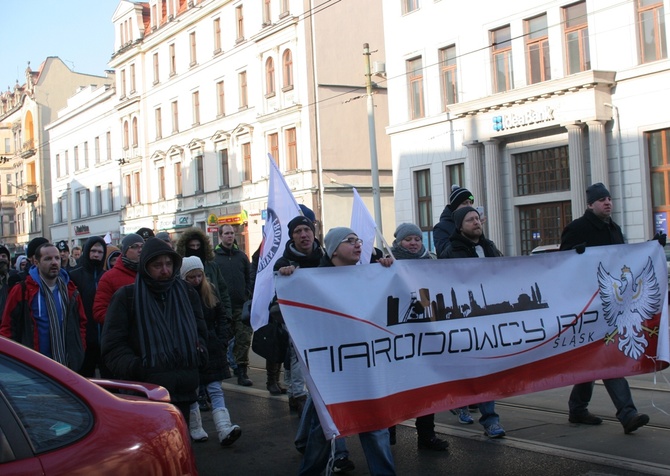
{"left": 21, "top": 139, "right": 36, "bottom": 159}
{"left": 17, "top": 183, "right": 38, "bottom": 203}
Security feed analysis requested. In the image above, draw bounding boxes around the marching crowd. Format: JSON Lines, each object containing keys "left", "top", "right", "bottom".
{"left": 0, "top": 181, "right": 657, "bottom": 475}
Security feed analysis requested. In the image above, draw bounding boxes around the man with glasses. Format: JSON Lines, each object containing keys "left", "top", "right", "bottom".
{"left": 280, "top": 227, "right": 396, "bottom": 476}
{"left": 93, "top": 233, "right": 143, "bottom": 327}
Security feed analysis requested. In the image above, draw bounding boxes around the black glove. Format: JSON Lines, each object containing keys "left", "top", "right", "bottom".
{"left": 653, "top": 232, "right": 667, "bottom": 247}
{"left": 572, "top": 242, "right": 586, "bottom": 254}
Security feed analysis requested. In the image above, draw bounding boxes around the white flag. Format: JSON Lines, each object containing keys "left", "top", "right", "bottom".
{"left": 350, "top": 188, "right": 377, "bottom": 265}
{"left": 103, "top": 232, "right": 112, "bottom": 245}
{"left": 250, "top": 155, "right": 301, "bottom": 330}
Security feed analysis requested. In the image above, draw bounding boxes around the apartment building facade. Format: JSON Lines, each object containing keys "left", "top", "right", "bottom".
{"left": 73, "top": 0, "right": 395, "bottom": 253}
{"left": 0, "top": 58, "right": 108, "bottom": 254}
{"left": 384, "top": 0, "right": 670, "bottom": 255}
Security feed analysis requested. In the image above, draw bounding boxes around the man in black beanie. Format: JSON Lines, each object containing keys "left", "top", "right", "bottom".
{"left": 433, "top": 184, "right": 476, "bottom": 256}
{"left": 9, "top": 237, "right": 49, "bottom": 287}
{"left": 560, "top": 183, "right": 651, "bottom": 434}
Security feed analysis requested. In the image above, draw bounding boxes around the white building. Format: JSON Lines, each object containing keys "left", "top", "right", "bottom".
{"left": 47, "top": 82, "right": 122, "bottom": 247}
{"left": 383, "top": 0, "right": 670, "bottom": 255}
{"left": 104, "top": 0, "right": 393, "bottom": 253}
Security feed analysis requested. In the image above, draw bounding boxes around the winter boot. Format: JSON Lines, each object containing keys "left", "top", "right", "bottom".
{"left": 212, "top": 408, "right": 242, "bottom": 446}
{"left": 189, "top": 405, "right": 209, "bottom": 442}
{"left": 266, "top": 361, "right": 287, "bottom": 395}
{"left": 237, "top": 365, "right": 253, "bottom": 386}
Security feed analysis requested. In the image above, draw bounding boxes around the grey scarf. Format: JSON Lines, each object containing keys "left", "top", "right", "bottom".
{"left": 39, "top": 276, "right": 70, "bottom": 366}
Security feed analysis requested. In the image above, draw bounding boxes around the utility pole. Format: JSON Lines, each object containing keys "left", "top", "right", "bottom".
{"left": 363, "top": 43, "right": 383, "bottom": 243}
{"left": 67, "top": 182, "right": 72, "bottom": 248}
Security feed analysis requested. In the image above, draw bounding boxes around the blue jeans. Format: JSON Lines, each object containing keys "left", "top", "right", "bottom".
{"left": 227, "top": 337, "right": 238, "bottom": 371}
{"left": 477, "top": 401, "right": 499, "bottom": 428}
{"left": 569, "top": 378, "right": 637, "bottom": 424}
{"left": 295, "top": 396, "right": 348, "bottom": 459}
{"left": 206, "top": 380, "right": 226, "bottom": 410}
{"left": 298, "top": 399, "right": 395, "bottom": 476}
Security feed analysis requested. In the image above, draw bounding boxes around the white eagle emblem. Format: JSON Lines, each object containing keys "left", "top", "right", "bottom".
{"left": 597, "top": 258, "right": 662, "bottom": 360}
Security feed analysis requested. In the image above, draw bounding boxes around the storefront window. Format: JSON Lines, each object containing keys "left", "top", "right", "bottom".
{"left": 648, "top": 128, "right": 670, "bottom": 209}
{"left": 518, "top": 202, "right": 572, "bottom": 255}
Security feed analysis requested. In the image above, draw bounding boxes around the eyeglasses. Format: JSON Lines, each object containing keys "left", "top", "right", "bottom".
{"left": 340, "top": 237, "right": 363, "bottom": 245}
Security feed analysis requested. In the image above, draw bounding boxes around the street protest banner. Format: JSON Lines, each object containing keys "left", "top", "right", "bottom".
{"left": 275, "top": 241, "right": 669, "bottom": 438}
{"left": 250, "top": 155, "right": 301, "bottom": 331}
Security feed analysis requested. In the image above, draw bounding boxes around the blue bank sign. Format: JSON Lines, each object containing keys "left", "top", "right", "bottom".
{"left": 492, "top": 106, "right": 555, "bottom": 132}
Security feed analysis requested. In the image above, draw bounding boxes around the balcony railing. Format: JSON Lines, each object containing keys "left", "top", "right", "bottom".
{"left": 21, "top": 138, "right": 36, "bottom": 159}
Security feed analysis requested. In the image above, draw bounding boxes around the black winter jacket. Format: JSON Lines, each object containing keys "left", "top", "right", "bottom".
{"left": 560, "top": 209, "right": 624, "bottom": 250}
{"left": 439, "top": 232, "right": 503, "bottom": 259}
{"left": 433, "top": 206, "right": 456, "bottom": 257}
{"left": 214, "top": 244, "right": 251, "bottom": 307}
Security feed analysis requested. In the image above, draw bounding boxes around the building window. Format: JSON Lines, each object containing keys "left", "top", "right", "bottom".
{"left": 132, "top": 117, "right": 138, "bottom": 147}
{"left": 195, "top": 155, "right": 204, "bottom": 193}
{"left": 83, "top": 141, "right": 89, "bottom": 169}
{"left": 171, "top": 101, "right": 179, "bottom": 133}
{"left": 415, "top": 169, "right": 432, "bottom": 232}
{"left": 219, "top": 149, "right": 229, "bottom": 188}
{"left": 286, "top": 127, "right": 297, "bottom": 171}
{"left": 407, "top": 57, "right": 425, "bottom": 120}
{"left": 446, "top": 163, "right": 465, "bottom": 194}
{"left": 77, "top": 189, "right": 90, "bottom": 218}
{"left": 123, "top": 121, "right": 129, "bottom": 149}
{"left": 129, "top": 63, "right": 136, "bottom": 93}
{"left": 439, "top": 45, "right": 457, "bottom": 109}
{"left": 155, "top": 108, "right": 162, "bottom": 139}
{"left": 280, "top": 0, "right": 289, "bottom": 15}
{"left": 108, "top": 182, "right": 114, "bottom": 212}
{"left": 56, "top": 154, "right": 61, "bottom": 178}
{"left": 648, "top": 128, "right": 670, "bottom": 212}
{"left": 120, "top": 69, "right": 126, "bottom": 97}
{"left": 124, "top": 174, "right": 132, "bottom": 205}
{"left": 519, "top": 202, "right": 572, "bottom": 255}
{"left": 638, "top": 0, "right": 667, "bottom": 63}
{"left": 563, "top": 1, "right": 590, "bottom": 75}
{"left": 74, "top": 146, "right": 79, "bottom": 170}
{"left": 94, "top": 136, "right": 100, "bottom": 164}
{"left": 213, "top": 18, "right": 222, "bottom": 53}
{"left": 133, "top": 171, "right": 141, "bottom": 204}
{"left": 153, "top": 52, "right": 160, "bottom": 84}
{"left": 239, "top": 71, "right": 248, "bottom": 109}
{"left": 95, "top": 185, "right": 102, "bottom": 215}
{"left": 491, "top": 25, "right": 513, "bottom": 93}
{"left": 106, "top": 131, "right": 111, "bottom": 161}
{"left": 189, "top": 31, "right": 197, "bottom": 66}
{"left": 242, "top": 142, "right": 252, "bottom": 181}
{"left": 268, "top": 132, "right": 279, "bottom": 163}
{"left": 192, "top": 91, "right": 200, "bottom": 125}
{"left": 169, "top": 43, "right": 176, "bottom": 76}
{"left": 265, "top": 57, "right": 275, "bottom": 97}
{"left": 263, "top": 0, "right": 271, "bottom": 25}
{"left": 4, "top": 137, "right": 9, "bottom": 153}
{"left": 282, "top": 49, "right": 293, "bottom": 90}
{"left": 402, "top": 0, "right": 419, "bottom": 15}
{"left": 216, "top": 80, "right": 225, "bottom": 116}
{"left": 525, "top": 14, "right": 551, "bottom": 84}
{"left": 236, "top": 5, "right": 244, "bottom": 42}
{"left": 175, "top": 162, "right": 182, "bottom": 195}
{"left": 514, "top": 146, "right": 570, "bottom": 196}
{"left": 157, "top": 166, "right": 166, "bottom": 200}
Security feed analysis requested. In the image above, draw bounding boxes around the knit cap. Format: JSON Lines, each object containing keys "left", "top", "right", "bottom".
{"left": 155, "top": 231, "right": 171, "bottom": 243}
{"left": 453, "top": 206, "right": 480, "bottom": 231}
{"left": 180, "top": 255, "right": 204, "bottom": 279}
{"left": 324, "top": 227, "right": 357, "bottom": 258}
{"left": 298, "top": 204, "right": 316, "bottom": 222}
{"left": 394, "top": 223, "right": 423, "bottom": 243}
{"left": 121, "top": 233, "right": 144, "bottom": 255}
{"left": 586, "top": 183, "right": 610, "bottom": 205}
{"left": 288, "top": 216, "right": 315, "bottom": 236}
{"left": 448, "top": 185, "right": 474, "bottom": 211}
{"left": 26, "top": 237, "right": 49, "bottom": 259}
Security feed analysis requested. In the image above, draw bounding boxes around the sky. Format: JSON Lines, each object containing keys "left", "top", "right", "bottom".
{"left": 1, "top": 0, "right": 119, "bottom": 91}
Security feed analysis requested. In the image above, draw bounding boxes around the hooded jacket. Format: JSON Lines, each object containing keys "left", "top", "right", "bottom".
{"left": 0, "top": 263, "right": 86, "bottom": 372}
{"left": 176, "top": 227, "right": 232, "bottom": 318}
{"left": 93, "top": 247, "right": 138, "bottom": 324}
{"left": 101, "top": 238, "right": 208, "bottom": 403}
{"left": 69, "top": 236, "right": 107, "bottom": 350}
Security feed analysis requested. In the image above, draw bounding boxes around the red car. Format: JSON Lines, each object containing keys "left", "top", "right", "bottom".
{"left": 0, "top": 337, "right": 197, "bottom": 475}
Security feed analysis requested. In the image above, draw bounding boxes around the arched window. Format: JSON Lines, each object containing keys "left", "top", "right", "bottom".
{"left": 265, "top": 57, "right": 275, "bottom": 97}
{"left": 123, "top": 121, "right": 129, "bottom": 150}
{"left": 282, "top": 49, "right": 293, "bottom": 90}
{"left": 132, "top": 117, "right": 138, "bottom": 147}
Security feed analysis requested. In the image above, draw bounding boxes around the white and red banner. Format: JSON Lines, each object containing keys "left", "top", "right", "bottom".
{"left": 251, "top": 155, "right": 301, "bottom": 331}
{"left": 275, "top": 241, "right": 670, "bottom": 438}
